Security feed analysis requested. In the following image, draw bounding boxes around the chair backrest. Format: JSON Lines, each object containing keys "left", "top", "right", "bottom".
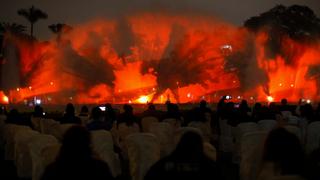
{"left": 13, "top": 130, "right": 40, "bottom": 178}
{"left": 41, "top": 119, "right": 60, "bottom": 135}
{"left": 117, "top": 122, "right": 140, "bottom": 143}
{"left": 234, "top": 122, "right": 259, "bottom": 164}
{"left": 287, "top": 115, "right": 300, "bottom": 126}
{"left": 306, "top": 121, "right": 320, "bottom": 154}
{"left": 125, "top": 133, "right": 160, "bottom": 180}
{"left": 31, "top": 117, "right": 42, "bottom": 132}
{"left": 78, "top": 116, "right": 90, "bottom": 125}
{"left": 141, "top": 116, "right": 158, "bottom": 132}
{"left": 149, "top": 122, "right": 174, "bottom": 157}
{"left": 91, "top": 130, "right": 121, "bottom": 177}
{"left": 240, "top": 131, "right": 267, "bottom": 180}
{"left": 28, "top": 134, "right": 59, "bottom": 180}
{"left": 41, "top": 143, "right": 61, "bottom": 171}
{"left": 284, "top": 125, "right": 302, "bottom": 141}
{"left": 163, "top": 118, "right": 181, "bottom": 129}
{"left": 188, "top": 121, "right": 212, "bottom": 142}
{"left": 3, "top": 124, "right": 32, "bottom": 161}
{"left": 258, "top": 120, "right": 277, "bottom": 132}
{"left": 219, "top": 118, "right": 234, "bottom": 152}
{"left": 53, "top": 124, "right": 76, "bottom": 141}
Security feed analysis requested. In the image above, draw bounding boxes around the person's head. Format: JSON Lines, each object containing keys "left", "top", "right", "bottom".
{"left": 263, "top": 128, "right": 304, "bottom": 175}
{"left": 80, "top": 105, "right": 89, "bottom": 114}
{"left": 91, "top": 106, "right": 102, "bottom": 120}
{"left": 301, "top": 103, "right": 314, "bottom": 120}
{"left": 123, "top": 104, "right": 133, "bottom": 114}
{"left": 65, "top": 103, "right": 75, "bottom": 116}
{"left": 147, "top": 103, "right": 156, "bottom": 111}
{"left": 58, "top": 125, "right": 92, "bottom": 161}
{"left": 105, "top": 103, "right": 113, "bottom": 111}
{"left": 173, "top": 131, "right": 204, "bottom": 159}
{"left": 33, "top": 105, "right": 44, "bottom": 117}
{"left": 281, "top": 98, "right": 288, "bottom": 106}
{"left": 200, "top": 100, "right": 207, "bottom": 108}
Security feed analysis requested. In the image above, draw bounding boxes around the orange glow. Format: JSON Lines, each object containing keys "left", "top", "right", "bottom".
{"left": 135, "top": 95, "right": 152, "bottom": 104}
{"left": 1, "top": 13, "right": 320, "bottom": 104}
{"left": 267, "top": 96, "right": 274, "bottom": 102}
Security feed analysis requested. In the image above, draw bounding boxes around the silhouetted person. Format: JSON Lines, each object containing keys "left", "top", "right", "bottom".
{"left": 41, "top": 126, "right": 114, "bottom": 180}
{"left": 87, "top": 106, "right": 110, "bottom": 131}
{"left": 163, "top": 103, "right": 182, "bottom": 121}
{"left": 144, "top": 131, "right": 222, "bottom": 180}
{"left": 261, "top": 128, "right": 304, "bottom": 177}
{"left": 61, "top": 103, "right": 81, "bottom": 124}
{"left": 33, "top": 105, "right": 44, "bottom": 118}
{"left": 143, "top": 103, "right": 159, "bottom": 117}
{"left": 79, "top": 105, "right": 89, "bottom": 117}
{"left": 117, "top": 104, "right": 140, "bottom": 128}
{"left": 279, "top": 98, "right": 290, "bottom": 112}
{"left": 105, "top": 103, "right": 116, "bottom": 124}
{"left": 6, "top": 109, "right": 23, "bottom": 125}
{"left": 304, "top": 147, "right": 320, "bottom": 180}
{"left": 199, "top": 100, "right": 211, "bottom": 113}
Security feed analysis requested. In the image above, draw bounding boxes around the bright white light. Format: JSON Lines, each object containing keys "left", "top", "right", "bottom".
{"left": 226, "top": 95, "right": 231, "bottom": 100}
{"left": 50, "top": 82, "right": 54, "bottom": 85}
{"left": 29, "top": 86, "right": 32, "bottom": 90}
{"left": 290, "top": 84, "right": 294, "bottom": 87}
{"left": 267, "top": 96, "right": 274, "bottom": 102}
{"left": 16, "top": 88, "right": 20, "bottom": 92}
{"left": 2, "top": 96, "right": 9, "bottom": 103}
{"left": 237, "top": 96, "right": 241, "bottom": 99}
{"left": 128, "top": 100, "right": 132, "bottom": 104}
{"left": 35, "top": 99, "right": 41, "bottom": 105}
{"left": 221, "top": 44, "right": 233, "bottom": 51}
{"left": 250, "top": 96, "right": 254, "bottom": 100}
{"left": 137, "top": 96, "right": 149, "bottom": 104}
{"left": 279, "top": 83, "right": 282, "bottom": 87}
{"left": 187, "top": 93, "right": 191, "bottom": 98}
{"left": 307, "top": 99, "right": 311, "bottom": 104}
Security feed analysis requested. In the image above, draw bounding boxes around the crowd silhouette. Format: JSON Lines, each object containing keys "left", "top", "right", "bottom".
{"left": 1, "top": 97, "right": 320, "bottom": 180}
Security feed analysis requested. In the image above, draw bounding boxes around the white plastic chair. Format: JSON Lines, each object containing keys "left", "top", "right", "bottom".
{"left": 125, "top": 133, "right": 160, "bottom": 180}
{"left": 258, "top": 120, "right": 277, "bottom": 132}
{"left": 149, "top": 122, "right": 174, "bottom": 157}
{"left": 3, "top": 124, "right": 32, "bottom": 160}
{"left": 91, "top": 130, "right": 121, "bottom": 177}
{"left": 284, "top": 125, "right": 302, "bottom": 141}
{"left": 233, "top": 122, "right": 259, "bottom": 164}
{"left": 163, "top": 118, "right": 181, "bottom": 129}
{"left": 219, "top": 118, "right": 234, "bottom": 152}
{"left": 305, "top": 121, "right": 320, "bottom": 154}
{"left": 188, "top": 121, "right": 212, "bottom": 143}
{"left": 28, "top": 134, "right": 59, "bottom": 180}
{"left": 240, "top": 131, "right": 267, "bottom": 180}
{"left": 31, "top": 117, "right": 42, "bottom": 132}
{"left": 14, "top": 129, "right": 40, "bottom": 178}
{"left": 141, "top": 116, "right": 158, "bottom": 132}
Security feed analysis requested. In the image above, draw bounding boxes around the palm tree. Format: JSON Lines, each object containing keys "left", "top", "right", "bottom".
{"left": 0, "top": 22, "right": 27, "bottom": 59}
{"left": 48, "top": 23, "right": 72, "bottom": 42}
{"left": 17, "top": 5, "right": 48, "bottom": 38}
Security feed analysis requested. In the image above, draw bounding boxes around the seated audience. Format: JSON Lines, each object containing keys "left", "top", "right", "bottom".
{"left": 60, "top": 103, "right": 81, "bottom": 124}
{"left": 144, "top": 131, "right": 222, "bottom": 180}
{"left": 41, "top": 125, "right": 114, "bottom": 180}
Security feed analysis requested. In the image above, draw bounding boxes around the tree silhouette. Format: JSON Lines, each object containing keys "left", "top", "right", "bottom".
{"left": 0, "top": 22, "right": 27, "bottom": 59}
{"left": 48, "top": 23, "right": 72, "bottom": 41}
{"left": 17, "top": 5, "right": 48, "bottom": 38}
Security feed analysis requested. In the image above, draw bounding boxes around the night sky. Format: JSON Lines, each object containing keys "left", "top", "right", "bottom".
{"left": 1, "top": 0, "right": 320, "bottom": 40}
